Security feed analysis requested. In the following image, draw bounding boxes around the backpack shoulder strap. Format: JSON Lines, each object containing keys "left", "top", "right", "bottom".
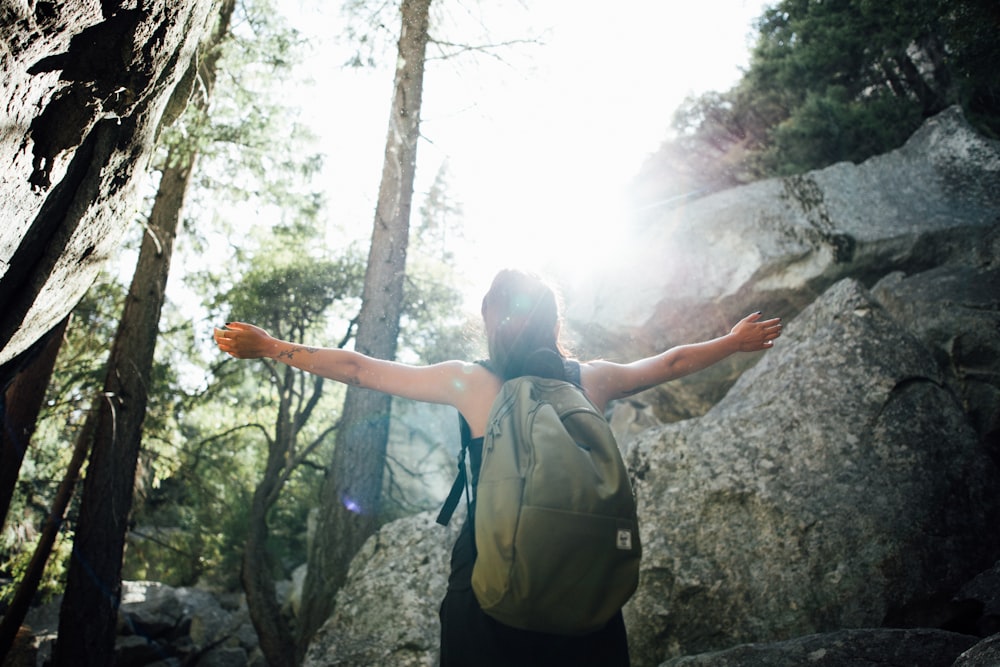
{"left": 436, "top": 413, "right": 471, "bottom": 526}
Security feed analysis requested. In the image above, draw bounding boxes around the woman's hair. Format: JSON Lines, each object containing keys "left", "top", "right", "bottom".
{"left": 481, "top": 269, "right": 570, "bottom": 381}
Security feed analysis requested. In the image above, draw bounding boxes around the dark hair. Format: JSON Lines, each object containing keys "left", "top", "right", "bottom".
{"left": 481, "top": 269, "right": 569, "bottom": 381}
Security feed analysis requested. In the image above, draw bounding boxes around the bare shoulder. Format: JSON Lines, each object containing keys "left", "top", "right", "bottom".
{"left": 578, "top": 359, "right": 625, "bottom": 413}
{"left": 449, "top": 361, "right": 503, "bottom": 437}
{"left": 440, "top": 360, "right": 501, "bottom": 394}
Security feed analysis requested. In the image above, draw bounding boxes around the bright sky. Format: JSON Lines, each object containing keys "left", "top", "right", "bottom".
{"left": 282, "top": 0, "right": 769, "bottom": 307}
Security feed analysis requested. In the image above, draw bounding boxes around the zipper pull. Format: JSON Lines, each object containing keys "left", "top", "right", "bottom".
{"left": 485, "top": 419, "right": 501, "bottom": 451}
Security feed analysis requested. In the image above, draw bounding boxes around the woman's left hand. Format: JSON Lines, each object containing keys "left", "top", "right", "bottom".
{"left": 730, "top": 312, "right": 782, "bottom": 351}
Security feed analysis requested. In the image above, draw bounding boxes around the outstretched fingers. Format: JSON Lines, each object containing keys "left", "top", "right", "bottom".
{"left": 758, "top": 316, "right": 783, "bottom": 347}
{"left": 732, "top": 312, "right": 783, "bottom": 350}
{"left": 214, "top": 323, "right": 251, "bottom": 357}
{"left": 213, "top": 322, "right": 273, "bottom": 359}
{"left": 213, "top": 325, "right": 237, "bottom": 356}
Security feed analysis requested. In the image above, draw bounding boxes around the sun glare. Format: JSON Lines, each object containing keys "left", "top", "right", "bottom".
{"left": 452, "top": 156, "right": 636, "bottom": 296}
{"left": 284, "top": 1, "right": 768, "bottom": 314}
{"left": 417, "top": 1, "right": 767, "bottom": 308}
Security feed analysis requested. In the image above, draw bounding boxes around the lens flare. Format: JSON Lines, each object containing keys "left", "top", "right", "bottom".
{"left": 342, "top": 495, "right": 362, "bottom": 514}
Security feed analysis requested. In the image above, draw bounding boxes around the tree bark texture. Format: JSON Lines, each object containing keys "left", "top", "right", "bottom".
{"left": 242, "top": 365, "right": 299, "bottom": 666}
{"left": 0, "top": 317, "right": 67, "bottom": 529}
{"left": 0, "top": 0, "right": 219, "bottom": 381}
{"left": 47, "top": 0, "right": 236, "bottom": 656}
{"left": 0, "top": 387, "right": 97, "bottom": 660}
{"left": 298, "top": 0, "right": 432, "bottom": 652}
{"left": 50, "top": 137, "right": 194, "bottom": 667}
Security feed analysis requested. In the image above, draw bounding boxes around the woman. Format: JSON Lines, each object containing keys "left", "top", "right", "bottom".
{"left": 214, "top": 268, "right": 782, "bottom": 666}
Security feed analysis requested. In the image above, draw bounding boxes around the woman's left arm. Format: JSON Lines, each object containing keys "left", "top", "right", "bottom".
{"left": 582, "top": 312, "right": 782, "bottom": 410}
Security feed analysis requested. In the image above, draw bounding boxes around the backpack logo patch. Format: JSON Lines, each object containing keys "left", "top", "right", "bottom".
{"left": 616, "top": 528, "right": 633, "bottom": 551}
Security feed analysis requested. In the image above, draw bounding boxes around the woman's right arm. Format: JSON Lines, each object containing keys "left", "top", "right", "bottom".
{"left": 214, "top": 322, "right": 484, "bottom": 408}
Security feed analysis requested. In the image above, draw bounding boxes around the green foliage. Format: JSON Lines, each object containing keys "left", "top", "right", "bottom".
{"left": 635, "top": 0, "right": 1000, "bottom": 205}
{"left": 936, "top": 0, "right": 1000, "bottom": 136}
{"left": 0, "top": 265, "right": 185, "bottom": 598}
{"left": 43, "top": 279, "right": 126, "bottom": 416}
{"left": 219, "top": 229, "right": 367, "bottom": 342}
{"left": 123, "top": 415, "right": 260, "bottom": 588}
{"left": 759, "top": 87, "right": 923, "bottom": 176}
{"left": 0, "top": 275, "right": 119, "bottom": 596}
{"left": 124, "top": 253, "right": 354, "bottom": 590}
{"left": 400, "top": 268, "right": 477, "bottom": 364}
{"left": 123, "top": 0, "right": 339, "bottom": 590}
{"left": 168, "top": 215, "right": 367, "bottom": 589}
{"left": 0, "top": 531, "right": 73, "bottom": 604}
{"left": 160, "top": 0, "right": 323, "bottom": 216}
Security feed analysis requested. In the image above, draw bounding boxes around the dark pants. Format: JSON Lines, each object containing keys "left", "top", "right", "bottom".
{"left": 439, "top": 518, "right": 631, "bottom": 667}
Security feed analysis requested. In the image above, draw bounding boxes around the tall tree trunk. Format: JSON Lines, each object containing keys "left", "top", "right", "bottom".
{"left": 0, "top": 317, "right": 67, "bottom": 529}
{"left": 50, "top": 139, "right": 194, "bottom": 667}
{"left": 242, "top": 354, "right": 335, "bottom": 666}
{"left": 242, "top": 366, "right": 299, "bottom": 666}
{"left": 297, "top": 0, "right": 432, "bottom": 653}
{"left": 0, "top": 390, "right": 96, "bottom": 659}
{"left": 50, "top": 1, "right": 233, "bottom": 659}
{"left": 894, "top": 52, "right": 945, "bottom": 116}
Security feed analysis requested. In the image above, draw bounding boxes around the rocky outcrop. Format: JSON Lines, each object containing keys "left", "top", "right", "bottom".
{"left": 658, "top": 628, "right": 979, "bottom": 667}
{"left": 871, "top": 265, "right": 1000, "bottom": 449}
{"left": 0, "top": 0, "right": 220, "bottom": 382}
{"left": 565, "top": 106, "right": 1000, "bottom": 423}
{"left": 953, "top": 633, "right": 1000, "bottom": 667}
{"left": 623, "top": 277, "right": 1000, "bottom": 665}
{"left": 302, "top": 511, "right": 462, "bottom": 667}
{"left": 298, "top": 108, "right": 1000, "bottom": 667}
{"left": 18, "top": 580, "right": 264, "bottom": 666}
{"left": 674, "top": 561, "right": 1000, "bottom": 667}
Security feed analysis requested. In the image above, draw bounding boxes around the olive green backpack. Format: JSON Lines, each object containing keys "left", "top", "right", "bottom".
{"left": 437, "top": 363, "right": 642, "bottom": 636}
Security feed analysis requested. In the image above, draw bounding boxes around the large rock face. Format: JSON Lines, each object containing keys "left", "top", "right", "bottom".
{"left": 871, "top": 264, "right": 1000, "bottom": 453}
{"left": 298, "top": 109, "right": 1000, "bottom": 667}
{"left": 302, "top": 512, "right": 462, "bottom": 667}
{"left": 565, "top": 106, "right": 1000, "bottom": 423}
{"left": 623, "top": 278, "right": 1000, "bottom": 665}
{"left": 0, "top": 0, "right": 219, "bottom": 381}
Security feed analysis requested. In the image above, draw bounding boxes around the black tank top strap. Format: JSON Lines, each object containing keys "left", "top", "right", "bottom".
{"left": 564, "top": 358, "right": 581, "bottom": 386}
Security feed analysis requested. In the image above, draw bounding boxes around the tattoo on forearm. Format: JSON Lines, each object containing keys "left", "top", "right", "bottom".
{"left": 277, "top": 346, "right": 319, "bottom": 361}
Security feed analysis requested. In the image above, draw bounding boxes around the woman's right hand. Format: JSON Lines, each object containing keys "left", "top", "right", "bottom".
{"left": 214, "top": 322, "right": 277, "bottom": 359}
